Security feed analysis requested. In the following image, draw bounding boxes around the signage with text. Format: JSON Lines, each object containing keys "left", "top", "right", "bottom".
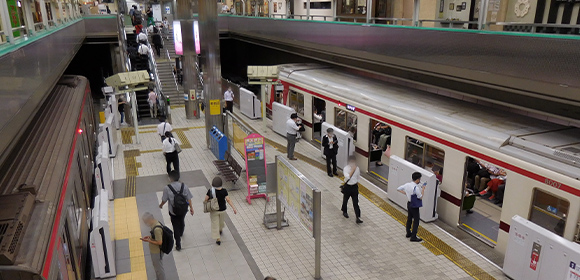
{"left": 173, "top": 21, "right": 183, "bottom": 55}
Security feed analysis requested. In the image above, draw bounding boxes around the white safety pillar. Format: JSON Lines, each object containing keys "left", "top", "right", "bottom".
{"left": 22, "top": 0, "right": 36, "bottom": 35}
{"left": 0, "top": 0, "right": 15, "bottom": 43}
{"left": 477, "top": 0, "right": 489, "bottom": 30}
{"left": 306, "top": 0, "right": 310, "bottom": 19}
{"left": 57, "top": 2, "right": 64, "bottom": 23}
{"left": 285, "top": 0, "right": 289, "bottom": 18}
{"left": 331, "top": 0, "right": 336, "bottom": 20}
{"left": 412, "top": 0, "right": 420, "bottom": 26}
{"left": 39, "top": 0, "right": 49, "bottom": 29}
{"left": 365, "top": 0, "right": 371, "bottom": 23}
{"left": 242, "top": 0, "right": 246, "bottom": 15}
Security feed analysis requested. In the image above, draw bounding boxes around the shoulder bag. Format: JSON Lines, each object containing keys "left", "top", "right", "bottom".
{"left": 173, "top": 138, "right": 182, "bottom": 153}
{"left": 203, "top": 187, "right": 220, "bottom": 213}
{"left": 410, "top": 185, "right": 423, "bottom": 208}
{"left": 340, "top": 167, "right": 358, "bottom": 194}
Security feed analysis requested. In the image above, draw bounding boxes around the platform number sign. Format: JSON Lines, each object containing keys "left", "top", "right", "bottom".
{"left": 568, "top": 261, "right": 580, "bottom": 280}
{"left": 346, "top": 104, "right": 356, "bottom": 112}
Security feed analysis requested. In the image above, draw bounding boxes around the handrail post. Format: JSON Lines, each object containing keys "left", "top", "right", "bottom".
{"left": 307, "top": 0, "right": 311, "bottom": 20}
{"left": 412, "top": 0, "right": 420, "bottom": 26}
{"left": 365, "top": 0, "right": 371, "bottom": 23}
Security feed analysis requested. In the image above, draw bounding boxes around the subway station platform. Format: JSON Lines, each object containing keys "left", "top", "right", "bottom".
{"left": 109, "top": 106, "right": 507, "bottom": 280}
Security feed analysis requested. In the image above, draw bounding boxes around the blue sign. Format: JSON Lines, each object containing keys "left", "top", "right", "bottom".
{"left": 346, "top": 104, "right": 356, "bottom": 112}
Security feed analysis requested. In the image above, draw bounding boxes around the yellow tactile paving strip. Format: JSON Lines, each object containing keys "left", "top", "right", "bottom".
{"left": 234, "top": 116, "right": 496, "bottom": 280}
{"left": 114, "top": 197, "right": 148, "bottom": 280}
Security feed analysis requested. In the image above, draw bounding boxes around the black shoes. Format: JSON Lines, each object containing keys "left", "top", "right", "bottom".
{"left": 219, "top": 230, "right": 223, "bottom": 235}
{"left": 333, "top": 172, "right": 338, "bottom": 176}
{"left": 356, "top": 218, "right": 363, "bottom": 224}
{"left": 216, "top": 240, "right": 221, "bottom": 245}
{"left": 176, "top": 245, "right": 181, "bottom": 251}
{"left": 343, "top": 212, "right": 349, "bottom": 218}
{"left": 466, "top": 209, "right": 474, "bottom": 214}
{"left": 410, "top": 237, "right": 423, "bottom": 242}
{"left": 406, "top": 233, "right": 412, "bottom": 238}
{"left": 328, "top": 173, "right": 334, "bottom": 177}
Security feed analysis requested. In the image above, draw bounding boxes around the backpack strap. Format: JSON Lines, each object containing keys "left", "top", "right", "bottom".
{"left": 167, "top": 184, "right": 177, "bottom": 195}
{"left": 211, "top": 187, "right": 216, "bottom": 199}
{"left": 152, "top": 224, "right": 163, "bottom": 240}
{"left": 179, "top": 183, "right": 184, "bottom": 194}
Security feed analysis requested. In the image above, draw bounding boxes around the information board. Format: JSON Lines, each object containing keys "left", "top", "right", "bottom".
{"left": 245, "top": 134, "right": 268, "bottom": 204}
{"left": 277, "top": 158, "right": 315, "bottom": 234}
{"left": 209, "top": 99, "right": 221, "bottom": 115}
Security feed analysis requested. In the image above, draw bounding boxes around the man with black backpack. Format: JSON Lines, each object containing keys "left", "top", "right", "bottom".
{"left": 159, "top": 171, "right": 193, "bottom": 251}
{"left": 141, "top": 212, "right": 174, "bottom": 280}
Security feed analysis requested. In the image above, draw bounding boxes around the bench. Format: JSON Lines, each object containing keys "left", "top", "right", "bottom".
{"left": 212, "top": 150, "right": 243, "bottom": 185}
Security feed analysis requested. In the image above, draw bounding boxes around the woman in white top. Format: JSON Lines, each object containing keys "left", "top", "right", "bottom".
{"left": 162, "top": 131, "right": 180, "bottom": 175}
{"left": 341, "top": 155, "right": 363, "bottom": 224}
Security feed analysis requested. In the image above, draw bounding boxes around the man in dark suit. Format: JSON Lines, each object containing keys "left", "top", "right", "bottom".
{"left": 322, "top": 127, "right": 339, "bottom": 177}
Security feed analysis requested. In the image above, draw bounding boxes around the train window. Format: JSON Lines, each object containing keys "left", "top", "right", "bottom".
{"left": 334, "top": 108, "right": 357, "bottom": 140}
{"left": 288, "top": 90, "right": 304, "bottom": 117}
{"left": 529, "top": 188, "right": 569, "bottom": 237}
{"left": 405, "top": 137, "right": 445, "bottom": 181}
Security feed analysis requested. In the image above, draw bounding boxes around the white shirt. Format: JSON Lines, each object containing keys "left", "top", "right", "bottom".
{"left": 162, "top": 137, "right": 180, "bottom": 153}
{"left": 343, "top": 165, "right": 360, "bottom": 185}
{"left": 397, "top": 182, "right": 423, "bottom": 202}
{"left": 157, "top": 122, "right": 173, "bottom": 136}
{"left": 148, "top": 91, "right": 157, "bottom": 103}
{"left": 286, "top": 118, "right": 299, "bottom": 135}
{"left": 224, "top": 90, "right": 234, "bottom": 101}
{"left": 136, "top": 32, "right": 147, "bottom": 43}
{"left": 138, "top": 44, "right": 149, "bottom": 55}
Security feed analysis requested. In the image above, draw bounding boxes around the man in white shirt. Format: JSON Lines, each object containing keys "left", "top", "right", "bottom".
{"left": 286, "top": 113, "right": 300, "bottom": 160}
{"left": 136, "top": 31, "right": 148, "bottom": 44}
{"left": 148, "top": 90, "right": 157, "bottom": 118}
{"left": 138, "top": 43, "right": 149, "bottom": 56}
{"left": 157, "top": 117, "right": 173, "bottom": 142}
{"left": 341, "top": 156, "right": 362, "bottom": 224}
{"left": 397, "top": 172, "right": 426, "bottom": 242}
{"left": 224, "top": 87, "right": 234, "bottom": 113}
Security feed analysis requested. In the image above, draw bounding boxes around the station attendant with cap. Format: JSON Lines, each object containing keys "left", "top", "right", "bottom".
{"left": 224, "top": 87, "right": 234, "bottom": 113}
{"left": 322, "top": 127, "right": 339, "bottom": 177}
{"left": 397, "top": 172, "right": 426, "bottom": 242}
{"left": 286, "top": 113, "right": 300, "bottom": 160}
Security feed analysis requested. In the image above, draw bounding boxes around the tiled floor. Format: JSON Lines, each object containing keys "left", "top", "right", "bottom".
{"left": 109, "top": 106, "right": 507, "bottom": 279}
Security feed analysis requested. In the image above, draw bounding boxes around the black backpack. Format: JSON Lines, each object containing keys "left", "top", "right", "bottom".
{"left": 151, "top": 223, "right": 174, "bottom": 254}
{"left": 133, "top": 12, "right": 143, "bottom": 24}
{"left": 168, "top": 183, "right": 189, "bottom": 216}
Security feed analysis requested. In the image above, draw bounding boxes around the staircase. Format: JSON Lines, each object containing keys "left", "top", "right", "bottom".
{"left": 157, "top": 29, "right": 184, "bottom": 106}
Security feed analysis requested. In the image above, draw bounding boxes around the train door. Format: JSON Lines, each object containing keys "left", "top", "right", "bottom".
{"left": 368, "top": 119, "right": 391, "bottom": 182}
{"left": 57, "top": 221, "right": 80, "bottom": 280}
{"left": 458, "top": 157, "right": 506, "bottom": 246}
{"left": 312, "top": 97, "right": 326, "bottom": 143}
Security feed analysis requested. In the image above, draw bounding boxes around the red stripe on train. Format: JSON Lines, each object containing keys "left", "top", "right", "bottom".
{"left": 280, "top": 80, "right": 578, "bottom": 197}
{"left": 42, "top": 88, "right": 89, "bottom": 279}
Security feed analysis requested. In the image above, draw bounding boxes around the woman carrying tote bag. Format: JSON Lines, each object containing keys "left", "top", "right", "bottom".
{"left": 204, "top": 177, "right": 237, "bottom": 245}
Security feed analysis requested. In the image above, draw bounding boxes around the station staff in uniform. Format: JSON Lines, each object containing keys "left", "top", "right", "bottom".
{"left": 224, "top": 87, "right": 234, "bottom": 113}
{"left": 342, "top": 156, "right": 362, "bottom": 224}
{"left": 322, "top": 127, "right": 338, "bottom": 177}
{"left": 397, "top": 172, "right": 426, "bottom": 242}
{"left": 286, "top": 113, "right": 300, "bottom": 160}
{"left": 157, "top": 117, "right": 172, "bottom": 142}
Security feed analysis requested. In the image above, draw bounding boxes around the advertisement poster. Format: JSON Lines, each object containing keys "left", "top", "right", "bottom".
{"left": 193, "top": 21, "right": 200, "bottom": 54}
{"left": 277, "top": 160, "right": 300, "bottom": 219}
{"left": 300, "top": 181, "right": 314, "bottom": 233}
{"left": 568, "top": 261, "right": 580, "bottom": 280}
{"left": 209, "top": 99, "right": 221, "bottom": 115}
{"left": 173, "top": 21, "right": 183, "bottom": 55}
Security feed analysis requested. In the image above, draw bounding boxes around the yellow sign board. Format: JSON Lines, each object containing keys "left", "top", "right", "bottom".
{"left": 209, "top": 99, "right": 221, "bottom": 115}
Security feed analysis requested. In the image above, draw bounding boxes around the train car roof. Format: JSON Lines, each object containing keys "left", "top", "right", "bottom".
{"left": 0, "top": 76, "right": 88, "bottom": 271}
{"left": 279, "top": 64, "right": 580, "bottom": 180}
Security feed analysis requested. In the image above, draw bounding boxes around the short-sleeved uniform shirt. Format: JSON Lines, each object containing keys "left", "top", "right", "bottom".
{"left": 162, "top": 182, "right": 193, "bottom": 215}
{"left": 207, "top": 188, "right": 228, "bottom": 211}
{"left": 397, "top": 182, "right": 423, "bottom": 203}
{"left": 149, "top": 221, "right": 163, "bottom": 254}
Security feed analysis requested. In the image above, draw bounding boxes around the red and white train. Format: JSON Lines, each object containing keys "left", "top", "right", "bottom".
{"left": 0, "top": 76, "right": 95, "bottom": 280}
{"left": 267, "top": 64, "right": 580, "bottom": 254}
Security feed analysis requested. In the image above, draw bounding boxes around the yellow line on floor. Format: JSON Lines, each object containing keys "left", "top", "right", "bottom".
{"left": 232, "top": 113, "right": 496, "bottom": 280}
{"left": 461, "top": 223, "right": 497, "bottom": 245}
{"left": 370, "top": 171, "right": 389, "bottom": 182}
{"left": 114, "top": 197, "right": 147, "bottom": 279}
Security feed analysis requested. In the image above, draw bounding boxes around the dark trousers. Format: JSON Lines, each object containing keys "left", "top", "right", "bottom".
{"left": 496, "top": 185, "right": 505, "bottom": 202}
{"left": 341, "top": 184, "right": 361, "bottom": 218}
{"left": 154, "top": 44, "right": 161, "bottom": 56}
{"left": 406, "top": 202, "right": 420, "bottom": 238}
{"left": 169, "top": 212, "right": 186, "bottom": 246}
{"left": 226, "top": 101, "right": 233, "bottom": 112}
{"left": 165, "top": 151, "right": 179, "bottom": 175}
{"left": 326, "top": 154, "right": 337, "bottom": 175}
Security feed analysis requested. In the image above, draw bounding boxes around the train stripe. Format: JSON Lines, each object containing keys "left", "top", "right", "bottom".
{"left": 280, "top": 80, "right": 578, "bottom": 200}
{"left": 42, "top": 87, "right": 88, "bottom": 279}
{"left": 440, "top": 190, "right": 462, "bottom": 207}
{"left": 499, "top": 221, "right": 511, "bottom": 233}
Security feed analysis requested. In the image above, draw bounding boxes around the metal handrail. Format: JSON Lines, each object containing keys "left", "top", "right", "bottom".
{"left": 370, "top": 17, "right": 412, "bottom": 24}
{"left": 165, "top": 48, "right": 180, "bottom": 90}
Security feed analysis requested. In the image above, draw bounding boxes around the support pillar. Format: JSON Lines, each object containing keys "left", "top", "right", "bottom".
{"left": 478, "top": 0, "right": 489, "bottom": 30}
{"left": 331, "top": 0, "right": 336, "bottom": 20}
{"left": 306, "top": 0, "right": 310, "bottom": 19}
{"left": 365, "top": 0, "right": 371, "bottom": 23}
{"left": 175, "top": 0, "right": 200, "bottom": 120}
{"left": 412, "top": 0, "right": 420, "bottom": 26}
{"left": 22, "top": 0, "right": 36, "bottom": 35}
{"left": 0, "top": 0, "right": 15, "bottom": 43}
{"left": 198, "top": 0, "right": 223, "bottom": 146}
{"left": 39, "top": 0, "right": 49, "bottom": 29}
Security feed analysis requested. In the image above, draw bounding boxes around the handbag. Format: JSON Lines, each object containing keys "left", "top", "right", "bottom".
{"left": 174, "top": 140, "right": 182, "bottom": 153}
{"left": 410, "top": 185, "right": 423, "bottom": 208}
{"left": 203, "top": 187, "right": 220, "bottom": 213}
{"left": 340, "top": 167, "right": 358, "bottom": 194}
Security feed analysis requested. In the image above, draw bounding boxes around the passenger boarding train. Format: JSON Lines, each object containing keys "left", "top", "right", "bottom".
{"left": 267, "top": 64, "right": 580, "bottom": 254}
{"left": 0, "top": 76, "right": 95, "bottom": 279}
